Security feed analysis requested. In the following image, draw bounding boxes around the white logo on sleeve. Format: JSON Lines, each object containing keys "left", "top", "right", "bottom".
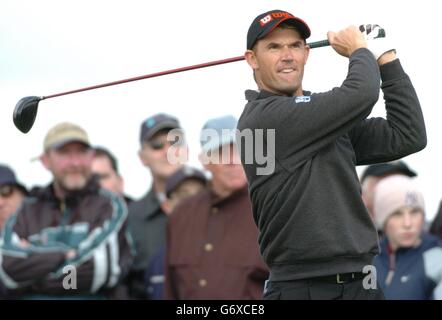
{"left": 295, "top": 96, "right": 311, "bottom": 103}
{"left": 401, "top": 275, "right": 410, "bottom": 283}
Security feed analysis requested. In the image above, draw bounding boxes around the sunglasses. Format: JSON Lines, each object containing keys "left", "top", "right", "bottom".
{"left": 147, "top": 138, "right": 184, "bottom": 151}
{"left": 0, "top": 185, "right": 14, "bottom": 198}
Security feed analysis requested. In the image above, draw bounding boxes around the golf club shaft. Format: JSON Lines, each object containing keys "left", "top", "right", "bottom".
{"left": 42, "top": 39, "right": 331, "bottom": 100}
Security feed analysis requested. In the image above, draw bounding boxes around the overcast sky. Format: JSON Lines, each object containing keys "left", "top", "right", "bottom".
{"left": 1, "top": 0, "right": 441, "bottom": 220}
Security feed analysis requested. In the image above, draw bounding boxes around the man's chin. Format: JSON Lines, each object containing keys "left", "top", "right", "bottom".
{"left": 226, "top": 179, "right": 247, "bottom": 191}
{"left": 61, "top": 178, "right": 88, "bottom": 192}
{"left": 274, "top": 84, "right": 298, "bottom": 96}
{"left": 398, "top": 237, "right": 419, "bottom": 248}
{"left": 160, "top": 165, "right": 183, "bottom": 178}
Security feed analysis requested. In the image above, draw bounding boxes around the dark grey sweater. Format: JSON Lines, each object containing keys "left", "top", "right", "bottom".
{"left": 237, "top": 48, "right": 427, "bottom": 281}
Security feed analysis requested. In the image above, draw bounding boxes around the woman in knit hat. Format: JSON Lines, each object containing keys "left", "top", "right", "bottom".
{"left": 373, "top": 175, "right": 442, "bottom": 299}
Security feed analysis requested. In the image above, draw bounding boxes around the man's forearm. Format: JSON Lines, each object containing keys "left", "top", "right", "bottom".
{"left": 378, "top": 50, "right": 397, "bottom": 66}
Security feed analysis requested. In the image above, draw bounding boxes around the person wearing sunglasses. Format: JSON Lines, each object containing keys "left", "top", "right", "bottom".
{"left": 0, "top": 165, "right": 27, "bottom": 298}
{"left": 127, "top": 113, "right": 187, "bottom": 299}
{"left": 0, "top": 164, "right": 27, "bottom": 232}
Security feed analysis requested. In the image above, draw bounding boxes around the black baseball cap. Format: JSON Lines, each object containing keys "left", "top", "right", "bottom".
{"left": 247, "top": 9, "right": 311, "bottom": 50}
{"left": 0, "top": 164, "right": 28, "bottom": 195}
{"left": 140, "top": 113, "right": 181, "bottom": 144}
{"left": 165, "top": 167, "right": 207, "bottom": 197}
{"left": 360, "top": 161, "right": 417, "bottom": 183}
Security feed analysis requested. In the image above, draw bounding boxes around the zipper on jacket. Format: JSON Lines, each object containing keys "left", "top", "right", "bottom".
{"left": 59, "top": 200, "right": 73, "bottom": 244}
{"left": 385, "top": 244, "right": 396, "bottom": 286}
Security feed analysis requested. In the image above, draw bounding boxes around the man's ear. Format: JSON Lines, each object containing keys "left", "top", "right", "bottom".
{"left": 117, "top": 175, "right": 125, "bottom": 194}
{"left": 303, "top": 45, "right": 310, "bottom": 65}
{"left": 245, "top": 50, "right": 259, "bottom": 70}
{"left": 138, "top": 148, "right": 149, "bottom": 167}
{"left": 40, "top": 153, "right": 51, "bottom": 171}
{"left": 198, "top": 152, "right": 210, "bottom": 171}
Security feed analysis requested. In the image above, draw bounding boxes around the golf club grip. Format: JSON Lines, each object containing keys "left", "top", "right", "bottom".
{"left": 307, "top": 27, "right": 386, "bottom": 49}
{"left": 308, "top": 39, "right": 330, "bottom": 48}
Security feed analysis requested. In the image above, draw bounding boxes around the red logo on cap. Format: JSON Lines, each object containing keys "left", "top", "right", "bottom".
{"left": 260, "top": 14, "right": 273, "bottom": 26}
{"left": 271, "top": 12, "right": 294, "bottom": 19}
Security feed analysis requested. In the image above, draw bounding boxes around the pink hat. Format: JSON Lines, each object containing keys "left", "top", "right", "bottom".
{"left": 373, "top": 175, "right": 425, "bottom": 230}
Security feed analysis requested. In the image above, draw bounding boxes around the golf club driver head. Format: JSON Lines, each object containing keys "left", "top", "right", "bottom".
{"left": 13, "top": 96, "right": 42, "bottom": 133}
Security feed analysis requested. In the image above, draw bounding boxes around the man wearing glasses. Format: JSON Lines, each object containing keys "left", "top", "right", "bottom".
{"left": 0, "top": 165, "right": 27, "bottom": 233}
{"left": 127, "top": 113, "right": 186, "bottom": 299}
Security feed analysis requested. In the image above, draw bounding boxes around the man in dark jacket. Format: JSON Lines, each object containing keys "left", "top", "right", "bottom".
{"left": 127, "top": 113, "right": 186, "bottom": 298}
{"left": 0, "top": 164, "right": 27, "bottom": 231}
{"left": 0, "top": 164, "right": 28, "bottom": 298}
{"left": 0, "top": 122, "right": 133, "bottom": 299}
{"left": 237, "top": 10, "right": 426, "bottom": 299}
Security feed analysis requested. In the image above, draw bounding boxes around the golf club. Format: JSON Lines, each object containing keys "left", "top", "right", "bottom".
{"left": 13, "top": 31, "right": 384, "bottom": 133}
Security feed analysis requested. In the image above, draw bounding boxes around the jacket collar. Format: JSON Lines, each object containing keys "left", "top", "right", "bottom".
{"left": 138, "top": 188, "right": 163, "bottom": 220}
{"left": 209, "top": 184, "right": 249, "bottom": 207}
{"left": 379, "top": 232, "right": 439, "bottom": 256}
{"left": 245, "top": 89, "right": 311, "bottom": 101}
{"left": 29, "top": 175, "right": 100, "bottom": 207}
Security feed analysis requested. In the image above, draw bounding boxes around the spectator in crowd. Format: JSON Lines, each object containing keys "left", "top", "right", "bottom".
{"left": 361, "top": 160, "right": 416, "bottom": 221}
{"left": 0, "top": 164, "right": 28, "bottom": 231}
{"left": 145, "top": 166, "right": 208, "bottom": 299}
{"left": 128, "top": 113, "right": 187, "bottom": 299}
{"left": 429, "top": 201, "right": 442, "bottom": 240}
{"left": 164, "top": 115, "right": 268, "bottom": 300}
{"left": 373, "top": 175, "right": 442, "bottom": 300}
{"left": 0, "top": 122, "right": 133, "bottom": 299}
{"left": 0, "top": 164, "right": 28, "bottom": 298}
{"left": 92, "top": 146, "right": 133, "bottom": 205}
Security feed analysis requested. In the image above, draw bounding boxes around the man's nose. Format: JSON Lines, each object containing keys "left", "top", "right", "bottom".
{"left": 281, "top": 46, "right": 294, "bottom": 61}
{"left": 67, "top": 153, "right": 85, "bottom": 166}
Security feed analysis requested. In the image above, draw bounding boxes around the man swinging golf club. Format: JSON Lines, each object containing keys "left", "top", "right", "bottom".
{"left": 237, "top": 9, "right": 427, "bottom": 299}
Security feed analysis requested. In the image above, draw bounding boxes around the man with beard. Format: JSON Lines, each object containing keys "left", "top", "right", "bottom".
{"left": 0, "top": 122, "right": 133, "bottom": 299}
